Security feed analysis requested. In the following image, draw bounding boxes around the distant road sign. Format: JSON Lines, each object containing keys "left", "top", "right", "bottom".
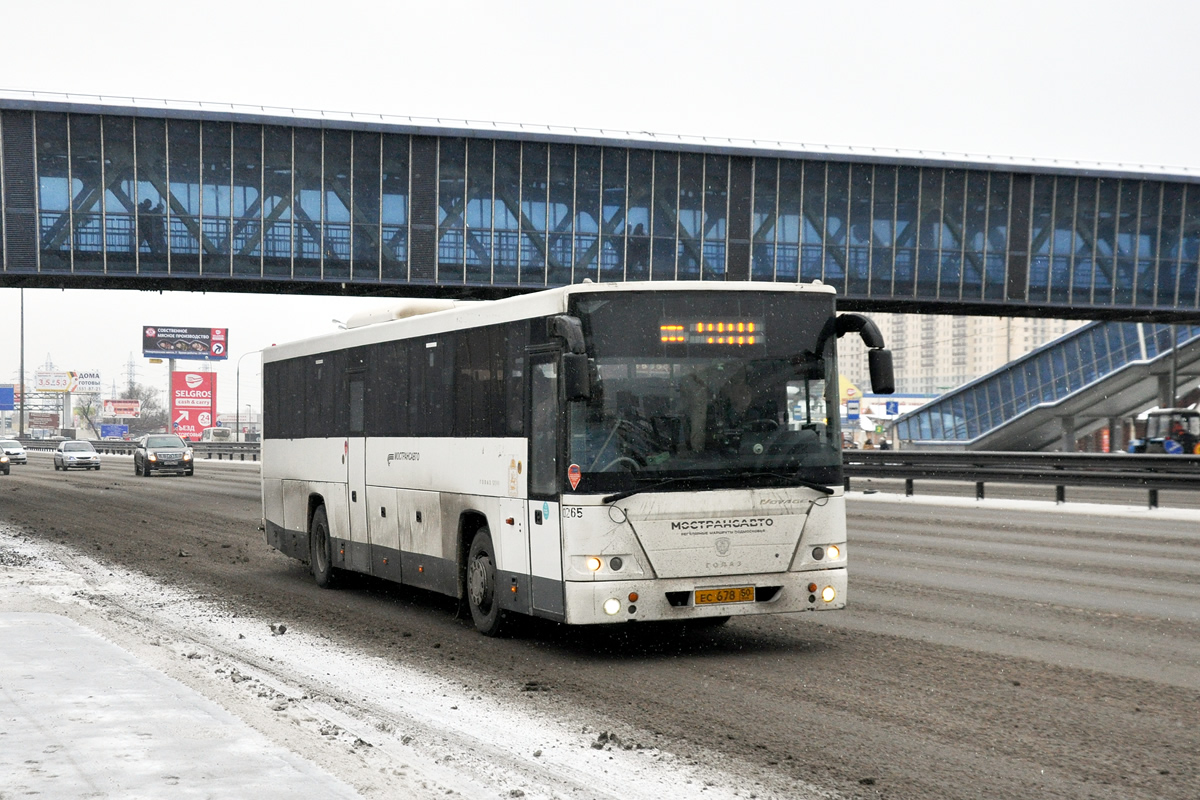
{"left": 885, "top": 400, "right": 899, "bottom": 415}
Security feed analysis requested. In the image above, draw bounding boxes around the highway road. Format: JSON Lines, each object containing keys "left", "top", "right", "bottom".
{"left": 1, "top": 451, "right": 1196, "bottom": 799}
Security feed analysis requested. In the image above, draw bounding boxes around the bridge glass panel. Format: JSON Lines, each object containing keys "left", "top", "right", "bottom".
{"left": 846, "top": 164, "right": 872, "bottom": 295}
{"left": 36, "top": 112, "right": 71, "bottom": 271}
{"left": 938, "top": 170, "right": 965, "bottom": 299}
{"left": 466, "top": 138, "right": 495, "bottom": 284}
{"left": 292, "top": 127, "right": 324, "bottom": 277}
{"left": 702, "top": 154, "right": 728, "bottom": 280}
{"left": 1070, "top": 178, "right": 1097, "bottom": 305}
{"left": 351, "top": 131, "right": 381, "bottom": 281}
{"left": 437, "top": 136, "right": 466, "bottom": 283}
{"left": 677, "top": 153, "right": 703, "bottom": 280}
{"left": 916, "top": 168, "right": 942, "bottom": 298}
{"left": 599, "top": 147, "right": 625, "bottom": 283}
{"left": 201, "top": 121, "right": 233, "bottom": 276}
{"left": 323, "top": 129, "right": 352, "bottom": 280}
{"left": 751, "top": 157, "right": 778, "bottom": 281}
{"left": 547, "top": 143, "right": 576, "bottom": 285}
{"left": 1157, "top": 182, "right": 1184, "bottom": 306}
{"left": 1010, "top": 364, "right": 1029, "bottom": 415}
{"left": 961, "top": 386, "right": 978, "bottom": 438}
{"left": 1027, "top": 175, "right": 1054, "bottom": 304}
{"left": 1134, "top": 181, "right": 1161, "bottom": 307}
{"left": 961, "top": 171, "right": 988, "bottom": 300}
{"left": 380, "top": 133, "right": 410, "bottom": 282}
{"left": 522, "top": 141, "right": 550, "bottom": 285}
{"left": 625, "top": 149, "right": 651, "bottom": 282}
{"left": 893, "top": 166, "right": 920, "bottom": 297}
{"left": 411, "top": 136, "right": 439, "bottom": 282}
{"left": 231, "top": 123, "right": 263, "bottom": 275}
{"left": 69, "top": 115, "right": 103, "bottom": 273}
{"left": 822, "top": 162, "right": 849, "bottom": 292}
{"left": 1182, "top": 185, "right": 1200, "bottom": 307}
{"left": 1092, "top": 178, "right": 1119, "bottom": 303}
{"left": 869, "top": 165, "right": 896, "bottom": 295}
{"left": 261, "top": 125, "right": 293, "bottom": 277}
{"left": 1114, "top": 181, "right": 1140, "bottom": 306}
{"left": 800, "top": 162, "right": 824, "bottom": 284}
{"left": 983, "top": 172, "right": 1008, "bottom": 300}
{"left": 102, "top": 116, "right": 136, "bottom": 273}
{"left": 650, "top": 151, "right": 676, "bottom": 280}
{"left": 572, "top": 144, "right": 600, "bottom": 281}
{"left": 167, "top": 119, "right": 201, "bottom": 275}
{"left": 775, "top": 160, "right": 801, "bottom": 281}
{"left": 1050, "top": 176, "right": 1075, "bottom": 304}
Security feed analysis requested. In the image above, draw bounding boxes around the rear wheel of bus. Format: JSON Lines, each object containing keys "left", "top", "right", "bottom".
{"left": 310, "top": 505, "right": 337, "bottom": 588}
{"left": 466, "top": 528, "right": 507, "bottom": 636}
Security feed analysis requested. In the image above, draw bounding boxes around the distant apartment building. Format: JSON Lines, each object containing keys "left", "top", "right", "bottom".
{"left": 838, "top": 314, "right": 1085, "bottom": 396}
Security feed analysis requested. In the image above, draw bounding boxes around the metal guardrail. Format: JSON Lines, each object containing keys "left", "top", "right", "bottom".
{"left": 16, "top": 437, "right": 259, "bottom": 462}
{"left": 843, "top": 450, "right": 1200, "bottom": 508}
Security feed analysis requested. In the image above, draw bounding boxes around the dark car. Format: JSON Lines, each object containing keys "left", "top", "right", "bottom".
{"left": 134, "top": 434, "right": 194, "bottom": 477}
{"left": 53, "top": 440, "right": 101, "bottom": 471}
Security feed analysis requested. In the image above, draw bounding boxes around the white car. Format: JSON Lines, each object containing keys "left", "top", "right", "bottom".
{"left": 53, "top": 440, "right": 101, "bottom": 471}
{"left": 0, "top": 439, "right": 26, "bottom": 464}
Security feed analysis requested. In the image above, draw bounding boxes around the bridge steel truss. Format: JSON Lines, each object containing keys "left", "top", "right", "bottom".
{"left": 3, "top": 93, "right": 1200, "bottom": 319}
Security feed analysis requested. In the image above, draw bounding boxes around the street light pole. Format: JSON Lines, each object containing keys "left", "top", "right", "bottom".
{"left": 235, "top": 349, "right": 262, "bottom": 443}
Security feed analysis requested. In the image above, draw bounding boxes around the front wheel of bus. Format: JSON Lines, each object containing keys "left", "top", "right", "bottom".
{"left": 467, "top": 528, "right": 506, "bottom": 636}
{"left": 310, "top": 506, "right": 337, "bottom": 589}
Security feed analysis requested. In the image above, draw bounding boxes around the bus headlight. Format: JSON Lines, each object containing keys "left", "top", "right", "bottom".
{"left": 827, "top": 544, "right": 841, "bottom": 560}
{"left": 603, "top": 598, "right": 621, "bottom": 615}
{"left": 821, "top": 586, "right": 837, "bottom": 603}
{"left": 585, "top": 556, "right": 603, "bottom": 572}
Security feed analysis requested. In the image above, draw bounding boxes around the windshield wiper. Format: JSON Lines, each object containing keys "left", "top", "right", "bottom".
{"left": 602, "top": 471, "right": 834, "bottom": 504}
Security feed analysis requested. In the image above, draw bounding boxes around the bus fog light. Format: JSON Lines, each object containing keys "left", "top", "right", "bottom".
{"left": 821, "top": 586, "right": 837, "bottom": 603}
{"left": 586, "top": 557, "right": 603, "bottom": 572}
{"left": 609, "top": 556, "right": 623, "bottom": 571}
{"left": 812, "top": 546, "right": 824, "bottom": 560}
{"left": 827, "top": 544, "right": 841, "bottom": 560}
{"left": 603, "top": 598, "right": 621, "bottom": 615}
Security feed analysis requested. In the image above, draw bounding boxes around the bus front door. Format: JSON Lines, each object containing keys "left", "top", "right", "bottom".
{"left": 527, "top": 353, "right": 564, "bottom": 619}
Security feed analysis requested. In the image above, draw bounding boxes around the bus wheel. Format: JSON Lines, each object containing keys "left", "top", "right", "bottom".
{"left": 467, "top": 528, "right": 506, "bottom": 636}
{"left": 310, "top": 506, "right": 337, "bottom": 589}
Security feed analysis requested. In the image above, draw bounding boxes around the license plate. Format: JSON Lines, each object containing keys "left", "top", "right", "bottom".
{"left": 694, "top": 586, "right": 755, "bottom": 605}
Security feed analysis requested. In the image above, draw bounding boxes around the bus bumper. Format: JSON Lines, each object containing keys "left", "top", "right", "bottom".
{"left": 560, "top": 567, "right": 846, "bottom": 625}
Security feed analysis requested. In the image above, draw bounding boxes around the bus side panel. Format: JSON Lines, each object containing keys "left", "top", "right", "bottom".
{"left": 366, "top": 486, "right": 403, "bottom": 583}
{"left": 396, "top": 489, "right": 453, "bottom": 593}
{"left": 495, "top": 498, "right": 532, "bottom": 616}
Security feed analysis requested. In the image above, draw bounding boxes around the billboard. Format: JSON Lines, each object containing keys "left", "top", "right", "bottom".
{"left": 28, "top": 412, "right": 60, "bottom": 428}
{"left": 0, "top": 386, "right": 12, "bottom": 411}
{"left": 100, "top": 424, "right": 129, "bottom": 439}
{"left": 103, "top": 399, "right": 143, "bottom": 418}
{"left": 171, "top": 371, "right": 216, "bottom": 440}
{"left": 34, "top": 370, "right": 102, "bottom": 393}
{"left": 143, "top": 326, "right": 228, "bottom": 360}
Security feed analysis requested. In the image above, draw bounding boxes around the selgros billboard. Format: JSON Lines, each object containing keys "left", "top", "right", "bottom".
{"left": 171, "top": 372, "right": 216, "bottom": 440}
{"left": 143, "top": 326, "right": 228, "bottom": 360}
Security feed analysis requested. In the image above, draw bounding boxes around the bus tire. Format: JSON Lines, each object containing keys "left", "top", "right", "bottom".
{"left": 466, "top": 528, "right": 507, "bottom": 636}
{"left": 310, "top": 505, "right": 337, "bottom": 589}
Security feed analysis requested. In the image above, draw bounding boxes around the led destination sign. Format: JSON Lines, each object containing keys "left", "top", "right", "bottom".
{"left": 660, "top": 320, "right": 764, "bottom": 346}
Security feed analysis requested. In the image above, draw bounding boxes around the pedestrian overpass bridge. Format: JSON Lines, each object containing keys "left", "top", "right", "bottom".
{"left": 4, "top": 91, "right": 1200, "bottom": 450}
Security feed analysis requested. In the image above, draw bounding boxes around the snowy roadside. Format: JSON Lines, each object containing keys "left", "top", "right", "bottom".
{"left": 0, "top": 524, "right": 839, "bottom": 800}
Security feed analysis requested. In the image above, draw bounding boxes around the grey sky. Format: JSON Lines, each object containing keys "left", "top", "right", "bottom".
{"left": 2, "top": 0, "right": 1196, "bottom": 413}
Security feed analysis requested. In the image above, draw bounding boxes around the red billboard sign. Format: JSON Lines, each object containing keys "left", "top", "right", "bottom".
{"left": 171, "top": 371, "right": 216, "bottom": 440}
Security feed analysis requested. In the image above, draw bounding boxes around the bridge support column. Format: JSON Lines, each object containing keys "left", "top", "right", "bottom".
{"left": 1158, "top": 374, "right": 1174, "bottom": 408}
{"left": 1060, "top": 415, "right": 1076, "bottom": 452}
{"left": 1108, "top": 416, "right": 1123, "bottom": 453}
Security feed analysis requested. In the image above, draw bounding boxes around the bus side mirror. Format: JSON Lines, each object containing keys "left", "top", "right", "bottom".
{"left": 869, "top": 348, "right": 895, "bottom": 395}
{"left": 563, "top": 353, "right": 592, "bottom": 401}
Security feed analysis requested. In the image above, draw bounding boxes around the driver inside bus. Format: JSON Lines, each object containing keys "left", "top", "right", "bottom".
{"left": 681, "top": 363, "right": 761, "bottom": 451}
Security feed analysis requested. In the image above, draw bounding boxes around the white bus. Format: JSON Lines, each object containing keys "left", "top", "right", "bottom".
{"left": 261, "top": 281, "right": 893, "bottom": 635}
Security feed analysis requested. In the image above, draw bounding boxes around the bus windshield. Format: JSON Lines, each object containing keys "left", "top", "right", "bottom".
{"left": 567, "top": 290, "right": 841, "bottom": 494}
